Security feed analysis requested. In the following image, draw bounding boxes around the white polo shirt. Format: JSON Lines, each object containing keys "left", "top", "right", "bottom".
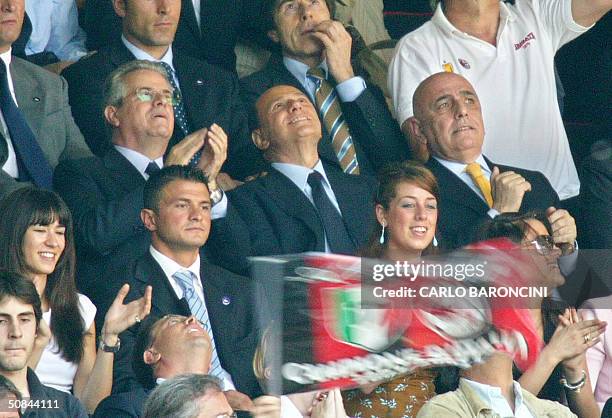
{"left": 388, "top": 0, "right": 591, "bottom": 200}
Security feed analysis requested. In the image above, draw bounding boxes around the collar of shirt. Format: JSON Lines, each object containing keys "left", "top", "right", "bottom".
{"left": 283, "top": 56, "right": 329, "bottom": 100}
{"left": 435, "top": 154, "right": 491, "bottom": 180}
{"left": 432, "top": 1, "right": 515, "bottom": 39}
{"left": 149, "top": 245, "right": 203, "bottom": 300}
{"left": 272, "top": 160, "right": 329, "bottom": 193}
{"left": 0, "top": 49, "right": 17, "bottom": 104}
{"left": 114, "top": 145, "right": 163, "bottom": 179}
{"left": 122, "top": 35, "right": 174, "bottom": 68}
{"left": 460, "top": 378, "right": 533, "bottom": 418}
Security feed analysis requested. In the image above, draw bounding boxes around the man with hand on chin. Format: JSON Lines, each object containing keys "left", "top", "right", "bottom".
{"left": 241, "top": 0, "right": 409, "bottom": 176}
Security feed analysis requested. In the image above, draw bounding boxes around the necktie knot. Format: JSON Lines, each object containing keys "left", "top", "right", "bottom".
{"left": 307, "top": 170, "right": 324, "bottom": 188}
{"left": 307, "top": 67, "right": 326, "bottom": 81}
{"left": 145, "top": 161, "right": 160, "bottom": 177}
{"left": 173, "top": 270, "right": 196, "bottom": 295}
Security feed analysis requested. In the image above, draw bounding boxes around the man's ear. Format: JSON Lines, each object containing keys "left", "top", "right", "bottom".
{"left": 143, "top": 349, "right": 161, "bottom": 366}
{"left": 113, "top": 0, "right": 127, "bottom": 18}
{"left": 252, "top": 128, "right": 270, "bottom": 151}
{"left": 267, "top": 29, "right": 280, "bottom": 44}
{"left": 104, "top": 106, "right": 120, "bottom": 128}
{"left": 404, "top": 117, "right": 427, "bottom": 146}
{"left": 141, "top": 209, "right": 157, "bottom": 232}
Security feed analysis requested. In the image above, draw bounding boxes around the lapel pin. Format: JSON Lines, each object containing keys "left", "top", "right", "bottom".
{"left": 32, "top": 97, "right": 40, "bottom": 102}
{"left": 221, "top": 296, "right": 231, "bottom": 306}
{"left": 195, "top": 79, "right": 204, "bottom": 86}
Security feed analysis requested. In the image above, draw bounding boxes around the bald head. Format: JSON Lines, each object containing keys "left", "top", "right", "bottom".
{"left": 407, "top": 72, "right": 485, "bottom": 164}
{"left": 252, "top": 85, "right": 321, "bottom": 164}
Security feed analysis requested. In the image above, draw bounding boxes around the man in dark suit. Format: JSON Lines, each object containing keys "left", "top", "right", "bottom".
{"left": 107, "top": 165, "right": 260, "bottom": 411}
{"left": 240, "top": 0, "right": 410, "bottom": 176}
{"left": 62, "top": 0, "right": 257, "bottom": 179}
{"left": 405, "top": 72, "right": 577, "bottom": 251}
{"left": 81, "top": 0, "right": 262, "bottom": 73}
{"left": 207, "top": 85, "right": 376, "bottom": 275}
{"left": 0, "top": 0, "right": 91, "bottom": 199}
{"left": 54, "top": 61, "right": 228, "bottom": 309}
{"left": 93, "top": 314, "right": 213, "bottom": 418}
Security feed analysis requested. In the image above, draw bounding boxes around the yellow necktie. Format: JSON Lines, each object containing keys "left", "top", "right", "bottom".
{"left": 465, "top": 162, "right": 493, "bottom": 208}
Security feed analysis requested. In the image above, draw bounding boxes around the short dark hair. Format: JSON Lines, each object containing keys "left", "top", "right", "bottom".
{"left": 143, "top": 374, "right": 223, "bottom": 418}
{"left": 132, "top": 315, "right": 161, "bottom": 390}
{"left": 143, "top": 165, "right": 209, "bottom": 212}
{"left": 261, "top": 0, "right": 336, "bottom": 34}
{"left": 0, "top": 270, "right": 42, "bottom": 328}
{"left": 476, "top": 211, "right": 553, "bottom": 244}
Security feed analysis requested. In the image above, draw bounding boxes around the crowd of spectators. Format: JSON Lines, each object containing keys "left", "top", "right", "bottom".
{"left": 0, "top": 0, "right": 609, "bottom": 416}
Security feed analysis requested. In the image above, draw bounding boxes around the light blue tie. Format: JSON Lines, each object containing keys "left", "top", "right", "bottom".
{"left": 173, "top": 270, "right": 227, "bottom": 380}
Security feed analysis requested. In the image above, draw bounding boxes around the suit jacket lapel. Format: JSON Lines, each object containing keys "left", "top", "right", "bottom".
{"left": 180, "top": 0, "right": 200, "bottom": 42}
{"left": 428, "top": 158, "right": 488, "bottom": 213}
{"left": 103, "top": 148, "right": 146, "bottom": 192}
{"left": 109, "top": 40, "right": 136, "bottom": 68}
{"left": 264, "top": 168, "right": 324, "bottom": 243}
{"left": 325, "top": 166, "right": 363, "bottom": 244}
{"left": 133, "top": 252, "right": 184, "bottom": 315}
{"left": 10, "top": 60, "right": 45, "bottom": 141}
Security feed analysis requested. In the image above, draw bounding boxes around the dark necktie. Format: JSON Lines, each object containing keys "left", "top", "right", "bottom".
{"left": 307, "top": 67, "right": 360, "bottom": 175}
{"left": 307, "top": 171, "right": 355, "bottom": 254}
{"left": 0, "top": 132, "right": 7, "bottom": 166}
{"left": 145, "top": 161, "right": 160, "bottom": 177}
{"left": 158, "top": 62, "right": 200, "bottom": 165}
{"left": 0, "top": 61, "right": 53, "bottom": 189}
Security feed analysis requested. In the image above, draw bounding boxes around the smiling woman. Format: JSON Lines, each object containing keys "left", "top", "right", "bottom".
{"left": 0, "top": 187, "right": 151, "bottom": 413}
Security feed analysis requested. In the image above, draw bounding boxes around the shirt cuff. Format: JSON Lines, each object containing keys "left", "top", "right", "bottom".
{"left": 222, "top": 372, "right": 236, "bottom": 391}
{"left": 210, "top": 193, "right": 228, "bottom": 220}
{"left": 336, "top": 76, "right": 367, "bottom": 102}
{"left": 487, "top": 208, "right": 500, "bottom": 219}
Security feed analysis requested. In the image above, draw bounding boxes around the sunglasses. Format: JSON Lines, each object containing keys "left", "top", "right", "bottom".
{"left": 528, "top": 235, "right": 559, "bottom": 255}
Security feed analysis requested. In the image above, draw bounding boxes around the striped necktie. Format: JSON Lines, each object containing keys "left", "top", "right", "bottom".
{"left": 172, "top": 270, "right": 229, "bottom": 380}
{"left": 158, "top": 62, "right": 200, "bottom": 165}
{"left": 307, "top": 67, "right": 360, "bottom": 175}
{"left": 465, "top": 162, "right": 493, "bottom": 208}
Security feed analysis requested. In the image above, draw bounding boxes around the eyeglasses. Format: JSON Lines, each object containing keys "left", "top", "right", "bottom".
{"left": 528, "top": 235, "right": 559, "bottom": 255}
{"left": 130, "top": 87, "right": 175, "bottom": 106}
{"left": 214, "top": 413, "right": 237, "bottom": 418}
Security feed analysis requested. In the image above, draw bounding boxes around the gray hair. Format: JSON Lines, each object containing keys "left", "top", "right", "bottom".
{"left": 143, "top": 374, "right": 223, "bottom": 418}
{"left": 103, "top": 60, "right": 170, "bottom": 109}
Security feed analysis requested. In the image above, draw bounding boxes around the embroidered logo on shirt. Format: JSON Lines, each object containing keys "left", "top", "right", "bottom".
{"left": 458, "top": 58, "right": 471, "bottom": 69}
{"left": 514, "top": 32, "right": 536, "bottom": 50}
{"left": 442, "top": 62, "right": 454, "bottom": 72}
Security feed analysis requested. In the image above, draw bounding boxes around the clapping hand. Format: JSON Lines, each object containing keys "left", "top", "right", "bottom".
{"left": 101, "top": 284, "right": 152, "bottom": 344}
{"left": 310, "top": 388, "right": 348, "bottom": 418}
{"left": 197, "top": 123, "right": 228, "bottom": 183}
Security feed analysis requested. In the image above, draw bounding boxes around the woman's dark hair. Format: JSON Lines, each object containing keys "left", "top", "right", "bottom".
{"left": 0, "top": 188, "right": 84, "bottom": 363}
{"left": 476, "top": 211, "right": 553, "bottom": 244}
{"left": 362, "top": 160, "right": 440, "bottom": 258}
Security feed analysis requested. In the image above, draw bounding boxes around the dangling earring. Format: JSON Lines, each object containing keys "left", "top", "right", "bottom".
{"left": 433, "top": 235, "right": 438, "bottom": 247}
{"left": 379, "top": 223, "right": 386, "bottom": 245}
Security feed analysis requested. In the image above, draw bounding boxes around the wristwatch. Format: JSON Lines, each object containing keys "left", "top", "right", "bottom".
{"left": 99, "top": 337, "right": 121, "bottom": 353}
{"left": 209, "top": 187, "right": 224, "bottom": 206}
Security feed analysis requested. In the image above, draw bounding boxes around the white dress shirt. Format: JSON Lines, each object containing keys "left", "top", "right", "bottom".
{"left": 460, "top": 378, "right": 535, "bottom": 418}
{"left": 283, "top": 57, "right": 366, "bottom": 103}
{"left": 0, "top": 49, "right": 19, "bottom": 179}
{"left": 148, "top": 246, "right": 235, "bottom": 390}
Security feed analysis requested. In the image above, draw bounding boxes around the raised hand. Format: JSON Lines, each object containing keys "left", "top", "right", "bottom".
{"left": 310, "top": 388, "right": 348, "bottom": 418}
{"left": 490, "top": 166, "right": 532, "bottom": 213}
{"left": 546, "top": 207, "right": 577, "bottom": 254}
{"left": 251, "top": 396, "right": 280, "bottom": 418}
{"left": 101, "top": 284, "right": 152, "bottom": 343}
{"left": 165, "top": 129, "right": 207, "bottom": 166}
{"left": 196, "top": 123, "right": 228, "bottom": 183}
{"left": 311, "top": 20, "right": 354, "bottom": 83}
